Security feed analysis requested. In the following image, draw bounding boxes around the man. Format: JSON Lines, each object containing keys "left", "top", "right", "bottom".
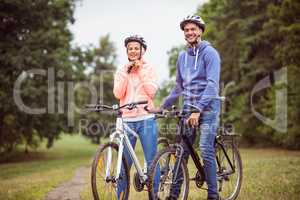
{"left": 161, "top": 15, "right": 221, "bottom": 200}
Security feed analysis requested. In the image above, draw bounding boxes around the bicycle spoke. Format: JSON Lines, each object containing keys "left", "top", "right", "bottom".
{"left": 149, "top": 148, "right": 188, "bottom": 200}
{"left": 91, "top": 143, "right": 130, "bottom": 200}
{"left": 216, "top": 142, "right": 242, "bottom": 200}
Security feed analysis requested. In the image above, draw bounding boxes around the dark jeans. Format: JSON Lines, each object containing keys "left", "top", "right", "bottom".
{"left": 170, "top": 100, "right": 220, "bottom": 199}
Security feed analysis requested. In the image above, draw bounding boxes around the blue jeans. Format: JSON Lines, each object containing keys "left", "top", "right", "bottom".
{"left": 170, "top": 100, "right": 220, "bottom": 199}
{"left": 117, "top": 117, "right": 160, "bottom": 199}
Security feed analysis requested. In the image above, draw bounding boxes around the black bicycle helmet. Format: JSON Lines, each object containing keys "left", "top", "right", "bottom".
{"left": 124, "top": 35, "right": 147, "bottom": 50}
{"left": 180, "top": 15, "right": 205, "bottom": 32}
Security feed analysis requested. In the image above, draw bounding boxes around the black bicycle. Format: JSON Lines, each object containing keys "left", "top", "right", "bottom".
{"left": 147, "top": 106, "right": 243, "bottom": 200}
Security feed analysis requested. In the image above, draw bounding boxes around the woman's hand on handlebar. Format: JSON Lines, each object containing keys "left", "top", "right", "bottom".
{"left": 144, "top": 105, "right": 162, "bottom": 114}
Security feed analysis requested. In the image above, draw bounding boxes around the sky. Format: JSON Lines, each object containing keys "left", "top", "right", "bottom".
{"left": 70, "top": 0, "right": 209, "bottom": 83}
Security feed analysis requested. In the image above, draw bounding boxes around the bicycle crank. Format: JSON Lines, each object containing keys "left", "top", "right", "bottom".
{"left": 133, "top": 172, "right": 145, "bottom": 192}
{"left": 195, "top": 171, "right": 205, "bottom": 188}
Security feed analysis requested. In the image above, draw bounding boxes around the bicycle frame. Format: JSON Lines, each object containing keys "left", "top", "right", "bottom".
{"left": 215, "top": 138, "right": 236, "bottom": 175}
{"left": 173, "top": 125, "right": 237, "bottom": 184}
{"left": 105, "top": 117, "right": 147, "bottom": 183}
{"left": 172, "top": 131, "right": 205, "bottom": 183}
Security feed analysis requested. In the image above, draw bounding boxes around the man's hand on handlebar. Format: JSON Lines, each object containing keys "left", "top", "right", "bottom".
{"left": 186, "top": 112, "right": 201, "bottom": 128}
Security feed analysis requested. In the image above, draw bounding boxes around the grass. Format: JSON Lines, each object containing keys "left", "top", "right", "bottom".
{"left": 0, "top": 134, "right": 97, "bottom": 200}
{"left": 1, "top": 135, "right": 300, "bottom": 200}
{"left": 80, "top": 142, "right": 300, "bottom": 200}
{"left": 186, "top": 148, "right": 300, "bottom": 200}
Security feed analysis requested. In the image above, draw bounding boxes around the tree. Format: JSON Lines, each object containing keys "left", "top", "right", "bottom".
{"left": 78, "top": 35, "right": 117, "bottom": 144}
{"left": 197, "top": 0, "right": 300, "bottom": 148}
{"left": 163, "top": 0, "right": 300, "bottom": 148}
{"left": 0, "top": 0, "right": 78, "bottom": 154}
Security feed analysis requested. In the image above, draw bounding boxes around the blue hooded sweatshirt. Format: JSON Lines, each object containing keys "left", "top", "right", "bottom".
{"left": 161, "top": 40, "right": 220, "bottom": 112}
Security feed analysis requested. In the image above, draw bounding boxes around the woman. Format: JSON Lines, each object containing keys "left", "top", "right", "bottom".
{"left": 113, "top": 35, "right": 160, "bottom": 199}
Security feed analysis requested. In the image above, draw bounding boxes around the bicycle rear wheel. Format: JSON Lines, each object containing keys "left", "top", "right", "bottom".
{"left": 91, "top": 142, "right": 130, "bottom": 200}
{"left": 215, "top": 141, "right": 242, "bottom": 200}
{"left": 148, "top": 146, "right": 189, "bottom": 200}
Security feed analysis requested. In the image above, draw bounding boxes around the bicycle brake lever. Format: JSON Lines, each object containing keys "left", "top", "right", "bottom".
{"left": 144, "top": 105, "right": 149, "bottom": 112}
{"left": 127, "top": 103, "right": 136, "bottom": 110}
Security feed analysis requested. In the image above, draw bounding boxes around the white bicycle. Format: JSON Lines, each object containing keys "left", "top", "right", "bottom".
{"left": 86, "top": 101, "right": 168, "bottom": 200}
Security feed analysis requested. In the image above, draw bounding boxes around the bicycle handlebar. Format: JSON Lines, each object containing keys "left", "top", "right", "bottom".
{"left": 144, "top": 96, "right": 226, "bottom": 118}
{"left": 85, "top": 100, "right": 148, "bottom": 112}
{"left": 144, "top": 105, "right": 199, "bottom": 119}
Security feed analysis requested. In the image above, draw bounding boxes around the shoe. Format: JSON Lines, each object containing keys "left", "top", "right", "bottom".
{"left": 207, "top": 195, "right": 221, "bottom": 200}
{"left": 149, "top": 194, "right": 162, "bottom": 200}
{"left": 165, "top": 196, "right": 177, "bottom": 200}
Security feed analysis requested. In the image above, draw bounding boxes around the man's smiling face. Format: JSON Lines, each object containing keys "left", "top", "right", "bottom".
{"left": 183, "top": 22, "right": 202, "bottom": 44}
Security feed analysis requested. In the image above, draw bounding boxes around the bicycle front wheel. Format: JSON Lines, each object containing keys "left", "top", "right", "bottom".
{"left": 91, "top": 142, "right": 130, "bottom": 200}
{"left": 157, "top": 136, "right": 170, "bottom": 150}
{"left": 148, "top": 146, "right": 189, "bottom": 200}
{"left": 215, "top": 142, "right": 242, "bottom": 200}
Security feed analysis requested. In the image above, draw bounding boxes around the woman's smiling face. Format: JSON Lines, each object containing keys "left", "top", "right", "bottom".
{"left": 127, "top": 41, "right": 142, "bottom": 61}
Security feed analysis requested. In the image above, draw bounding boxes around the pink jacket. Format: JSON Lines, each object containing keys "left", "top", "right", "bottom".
{"left": 113, "top": 60, "right": 158, "bottom": 118}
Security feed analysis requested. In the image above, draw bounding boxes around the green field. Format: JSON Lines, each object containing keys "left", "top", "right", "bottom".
{"left": 0, "top": 135, "right": 299, "bottom": 200}
{"left": 0, "top": 134, "right": 97, "bottom": 200}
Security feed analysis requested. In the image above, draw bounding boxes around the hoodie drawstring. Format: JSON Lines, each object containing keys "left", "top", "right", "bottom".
{"left": 184, "top": 52, "right": 188, "bottom": 68}
{"left": 194, "top": 48, "right": 199, "bottom": 70}
{"left": 185, "top": 47, "right": 200, "bottom": 70}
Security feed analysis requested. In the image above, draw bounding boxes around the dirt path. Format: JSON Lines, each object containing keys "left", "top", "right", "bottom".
{"left": 44, "top": 166, "right": 90, "bottom": 200}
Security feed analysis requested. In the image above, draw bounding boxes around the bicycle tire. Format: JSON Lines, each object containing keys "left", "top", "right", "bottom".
{"left": 215, "top": 142, "right": 242, "bottom": 200}
{"left": 91, "top": 142, "right": 130, "bottom": 200}
{"left": 148, "top": 146, "right": 189, "bottom": 200}
{"left": 157, "top": 136, "right": 170, "bottom": 149}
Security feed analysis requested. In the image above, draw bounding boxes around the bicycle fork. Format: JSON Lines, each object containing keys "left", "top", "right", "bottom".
{"left": 172, "top": 144, "right": 184, "bottom": 184}
{"left": 103, "top": 132, "right": 125, "bottom": 183}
